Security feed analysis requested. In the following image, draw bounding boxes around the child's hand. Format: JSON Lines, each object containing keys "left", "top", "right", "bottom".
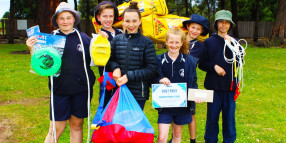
{"left": 214, "top": 65, "right": 226, "bottom": 76}
{"left": 159, "top": 78, "right": 171, "bottom": 86}
{"left": 98, "top": 29, "right": 109, "bottom": 39}
{"left": 116, "top": 75, "right": 128, "bottom": 87}
{"left": 195, "top": 98, "right": 203, "bottom": 103}
{"left": 224, "top": 34, "right": 231, "bottom": 43}
{"left": 113, "top": 68, "right": 121, "bottom": 82}
{"left": 26, "top": 36, "right": 37, "bottom": 54}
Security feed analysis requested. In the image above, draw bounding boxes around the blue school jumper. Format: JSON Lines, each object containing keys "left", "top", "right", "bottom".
{"left": 188, "top": 39, "right": 204, "bottom": 115}
{"left": 199, "top": 33, "right": 239, "bottom": 143}
{"left": 156, "top": 52, "right": 198, "bottom": 115}
{"left": 189, "top": 39, "right": 204, "bottom": 59}
{"left": 49, "top": 30, "right": 95, "bottom": 120}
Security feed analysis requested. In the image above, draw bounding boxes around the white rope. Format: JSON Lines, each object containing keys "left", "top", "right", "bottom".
{"left": 223, "top": 37, "right": 247, "bottom": 91}
{"left": 75, "top": 29, "right": 91, "bottom": 143}
{"left": 50, "top": 76, "right": 57, "bottom": 143}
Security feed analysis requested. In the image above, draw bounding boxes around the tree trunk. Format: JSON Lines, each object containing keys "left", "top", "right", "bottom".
{"left": 206, "top": 0, "right": 212, "bottom": 33}
{"left": 253, "top": 0, "right": 260, "bottom": 42}
{"left": 220, "top": 0, "right": 225, "bottom": 9}
{"left": 85, "top": 0, "right": 91, "bottom": 36}
{"left": 74, "top": 0, "right": 78, "bottom": 10}
{"left": 185, "top": 0, "right": 189, "bottom": 17}
{"left": 270, "top": 0, "right": 286, "bottom": 44}
{"left": 231, "top": 0, "right": 239, "bottom": 38}
{"left": 8, "top": 0, "right": 15, "bottom": 44}
{"left": 36, "top": 0, "right": 61, "bottom": 33}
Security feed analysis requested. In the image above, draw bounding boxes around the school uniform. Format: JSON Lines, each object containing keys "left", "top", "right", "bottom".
{"left": 199, "top": 33, "right": 239, "bottom": 143}
{"left": 49, "top": 30, "right": 95, "bottom": 121}
{"left": 188, "top": 39, "right": 204, "bottom": 116}
{"left": 97, "top": 28, "right": 122, "bottom": 109}
{"left": 156, "top": 52, "right": 198, "bottom": 125}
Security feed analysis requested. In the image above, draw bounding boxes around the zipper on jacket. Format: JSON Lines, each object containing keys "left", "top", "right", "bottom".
{"left": 141, "top": 81, "right": 144, "bottom": 97}
{"left": 125, "top": 35, "right": 131, "bottom": 72}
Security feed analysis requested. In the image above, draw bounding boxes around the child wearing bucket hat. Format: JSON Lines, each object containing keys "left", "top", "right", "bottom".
{"left": 198, "top": 10, "right": 239, "bottom": 142}
{"left": 94, "top": 1, "right": 123, "bottom": 109}
{"left": 26, "top": 2, "right": 95, "bottom": 142}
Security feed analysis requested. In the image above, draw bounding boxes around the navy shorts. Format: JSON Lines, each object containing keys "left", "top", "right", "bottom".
{"left": 188, "top": 101, "right": 196, "bottom": 115}
{"left": 158, "top": 111, "right": 192, "bottom": 125}
{"left": 50, "top": 92, "right": 91, "bottom": 121}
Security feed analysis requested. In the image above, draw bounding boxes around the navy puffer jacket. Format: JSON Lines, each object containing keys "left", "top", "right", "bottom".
{"left": 107, "top": 31, "right": 157, "bottom": 100}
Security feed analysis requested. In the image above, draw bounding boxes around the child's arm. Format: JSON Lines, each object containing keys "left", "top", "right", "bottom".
{"left": 106, "top": 37, "right": 120, "bottom": 73}
{"left": 198, "top": 40, "right": 216, "bottom": 73}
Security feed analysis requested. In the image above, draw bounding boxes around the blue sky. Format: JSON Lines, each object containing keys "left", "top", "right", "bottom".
{"left": 0, "top": 0, "right": 10, "bottom": 19}
{"left": 0, "top": 0, "right": 75, "bottom": 19}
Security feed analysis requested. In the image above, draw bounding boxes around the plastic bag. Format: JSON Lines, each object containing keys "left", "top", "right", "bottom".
{"left": 26, "top": 25, "right": 66, "bottom": 77}
{"left": 91, "top": 84, "right": 154, "bottom": 143}
{"left": 89, "top": 34, "right": 111, "bottom": 66}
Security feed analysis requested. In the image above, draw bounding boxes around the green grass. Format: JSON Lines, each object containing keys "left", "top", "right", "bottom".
{"left": 0, "top": 44, "right": 285, "bottom": 142}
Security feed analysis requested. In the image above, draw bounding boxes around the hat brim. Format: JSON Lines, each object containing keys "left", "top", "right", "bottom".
{"left": 183, "top": 20, "right": 209, "bottom": 36}
{"left": 51, "top": 9, "right": 81, "bottom": 28}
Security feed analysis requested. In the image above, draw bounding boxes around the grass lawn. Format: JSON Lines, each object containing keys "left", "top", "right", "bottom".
{"left": 0, "top": 44, "right": 285, "bottom": 142}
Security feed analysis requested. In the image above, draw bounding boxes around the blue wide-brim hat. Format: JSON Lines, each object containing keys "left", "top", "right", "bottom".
{"left": 94, "top": 1, "right": 119, "bottom": 25}
{"left": 182, "top": 14, "right": 209, "bottom": 36}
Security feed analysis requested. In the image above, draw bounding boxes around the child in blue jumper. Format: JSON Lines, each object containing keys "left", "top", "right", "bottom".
{"left": 182, "top": 14, "right": 209, "bottom": 143}
{"left": 94, "top": 1, "right": 122, "bottom": 108}
{"left": 199, "top": 10, "right": 240, "bottom": 143}
{"left": 26, "top": 2, "right": 95, "bottom": 142}
{"left": 156, "top": 28, "right": 198, "bottom": 143}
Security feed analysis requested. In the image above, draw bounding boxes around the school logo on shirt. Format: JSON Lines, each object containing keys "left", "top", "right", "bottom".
{"left": 77, "top": 44, "right": 83, "bottom": 52}
{"left": 179, "top": 69, "right": 184, "bottom": 77}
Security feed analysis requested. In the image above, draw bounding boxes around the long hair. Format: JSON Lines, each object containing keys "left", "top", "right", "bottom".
{"left": 166, "top": 28, "right": 189, "bottom": 54}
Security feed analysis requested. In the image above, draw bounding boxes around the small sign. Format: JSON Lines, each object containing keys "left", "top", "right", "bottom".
{"left": 152, "top": 83, "right": 187, "bottom": 108}
{"left": 17, "top": 20, "right": 27, "bottom": 30}
{"left": 188, "top": 89, "right": 214, "bottom": 103}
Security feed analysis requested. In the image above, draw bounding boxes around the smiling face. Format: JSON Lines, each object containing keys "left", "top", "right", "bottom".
{"left": 56, "top": 11, "right": 75, "bottom": 34}
{"left": 96, "top": 8, "right": 114, "bottom": 30}
{"left": 217, "top": 20, "right": 231, "bottom": 34}
{"left": 122, "top": 12, "right": 141, "bottom": 34}
{"left": 187, "top": 23, "right": 204, "bottom": 40}
{"left": 166, "top": 34, "right": 183, "bottom": 55}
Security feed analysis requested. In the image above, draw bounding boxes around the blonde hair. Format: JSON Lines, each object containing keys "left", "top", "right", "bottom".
{"left": 166, "top": 28, "right": 189, "bottom": 54}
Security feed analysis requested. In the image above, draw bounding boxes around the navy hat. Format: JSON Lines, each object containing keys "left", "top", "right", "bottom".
{"left": 182, "top": 14, "right": 209, "bottom": 36}
{"left": 94, "top": 1, "right": 119, "bottom": 25}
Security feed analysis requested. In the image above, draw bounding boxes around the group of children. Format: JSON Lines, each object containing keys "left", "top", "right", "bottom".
{"left": 26, "top": 1, "right": 240, "bottom": 143}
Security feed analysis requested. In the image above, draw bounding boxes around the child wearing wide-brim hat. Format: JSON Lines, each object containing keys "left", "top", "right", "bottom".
{"left": 198, "top": 9, "right": 240, "bottom": 143}
{"left": 180, "top": 14, "right": 209, "bottom": 143}
{"left": 26, "top": 2, "right": 95, "bottom": 142}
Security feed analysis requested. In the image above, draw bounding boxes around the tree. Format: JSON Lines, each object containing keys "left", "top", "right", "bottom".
{"left": 36, "top": 0, "right": 60, "bottom": 33}
{"left": 253, "top": 0, "right": 260, "bottom": 42}
{"left": 220, "top": 0, "right": 225, "bottom": 9}
{"left": 8, "top": 0, "right": 15, "bottom": 44}
{"left": 270, "top": 0, "right": 286, "bottom": 44}
{"left": 231, "top": 0, "right": 239, "bottom": 38}
{"left": 2, "top": 12, "right": 10, "bottom": 19}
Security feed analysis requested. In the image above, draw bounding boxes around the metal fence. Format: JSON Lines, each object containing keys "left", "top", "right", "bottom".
{"left": 1, "top": 19, "right": 285, "bottom": 39}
